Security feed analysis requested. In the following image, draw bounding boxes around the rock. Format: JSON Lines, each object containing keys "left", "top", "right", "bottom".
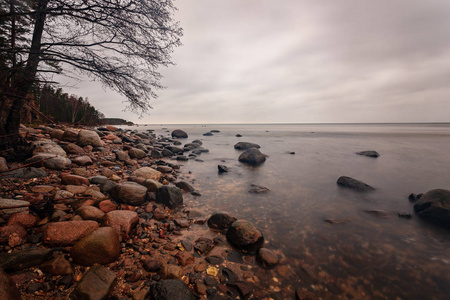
{"left": 295, "top": 288, "right": 317, "bottom": 300}
{"left": 60, "top": 174, "right": 90, "bottom": 186}
{"left": 248, "top": 184, "right": 270, "bottom": 193}
{"left": 408, "top": 193, "right": 423, "bottom": 202}
{"left": 150, "top": 279, "right": 196, "bottom": 300}
{"left": 129, "top": 148, "right": 147, "bottom": 159}
{"left": 75, "top": 206, "right": 105, "bottom": 222}
{"left": 155, "top": 186, "right": 183, "bottom": 209}
{"left": 26, "top": 153, "right": 71, "bottom": 170}
{"left": 413, "top": 189, "right": 450, "bottom": 227}
{"left": 234, "top": 142, "right": 260, "bottom": 150}
{"left": 207, "top": 211, "right": 237, "bottom": 230}
{"left": 42, "top": 220, "right": 99, "bottom": 247}
{"left": 131, "top": 167, "right": 162, "bottom": 181}
{"left": 226, "top": 220, "right": 264, "bottom": 252}
{"left": 31, "top": 185, "right": 55, "bottom": 193}
{"left": 98, "top": 200, "right": 117, "bottom": 213}
{"left": 50, "top": 128, "right": 64, "bottom": 140}
{"left": 106, "top": 125, "right": 118, "bottom": 131}
{"left": 7, "top": 213, "right": 39, "bottom": 229}
{"left": 203, "top": 132, "right": 213, "bottom": 136}
{"left": 238, "top": 148, "right": 266, "bottom": 165}
{"left": 142, "top": 179, "right": 163, "bottom": 192}
{"left": 70, "top": 265, "right": 117, "bottom": 299}
{"left": 171, "top": 129, "right": 188, "bottom": 139}
{"left": 100, "top": 180, "right": 116, "bottom": 194}
{"left": 62, "top": 129, "right": 79, "bottom": 142}
{"left": 218, "top": 165, "right": 229, "bottom": 173}
{"left": 0, "top": 225, "right": 27, "bottom": 247}
{"left": 0, "top": 248, "right": 52, "bottom": 272}
{"left": 64, "top": 143, "right": 85, "bottom": 154}
{"left": 72, "top": 156, "right": 93, "bottom": 166}
{"left": 0, "top": 157, "right": 7, "bottom": 172}
{"left": 109, "top": 182, "right": 148, "bottom": 206}
{"left": 115, "top": 150, "right": 130, "bottom": 161}
{"left": 161, "top": 149, "right": 173, "bottom": 157}
{"left": 256, "top": 248, "right": 280, "bottom": 268}
{"left": 356, "top": 150, "right": 380, "bottom": 158}
{"left": 77, "top": 130, "right": 103, "bottom": 147}
{"left": 175, "top": 181, "right": 195, "bottom": 192}
{"left": 165, "top": 146, "right": 183, "bottom": 154}
{"left": 206, "top": 255, "right": 224, "bottom": 265}
{"left": 177, "top": 155, "right": 188, "bottom": 161}
{"left": 0, "top": 267, "right": 22, "bottom": 299}
{"left": 176, "top": 252, "right": 195, "bottom": 266}
{"left": 153, "top": 206, "right": 168, "bottom": 220}
{"left": 1, "top": 167, "right": 47, "bottom": 179}
{"left": 0, "top": 199, "right": 30, "bottom": 215}
{"left": 160, "top": 265, "right": 182, "bottom": 279}
{"left": 40, "top": 255, "right": 73, "bottom": 275}
{"left": 336, "top": 176, "right": 374, "bottom": 191}
{"left": 89, "top": 175, "right": 108, "bottom": 185}
{"left": 151, "top": 150, "right": 163, "bottom": 158}
{"left": 103, "top": 210, "right": 139, "bottom": 240}
{"left": 31, "top": 140, "right": 67, "bottom": 157}
{"left": 143, "top": 259, "right": 162, "bottom": 272}
{"left": 236, "top": 134, "right": 242, "bottom": 137}
{"left": 157, "top": 166, "right": 173, "bottom": 173}
{"left": 228, "top": 281, "right": 254, "bottom": 298}
{"left": 84, "top": 188, "right": 106, "bottom": 200}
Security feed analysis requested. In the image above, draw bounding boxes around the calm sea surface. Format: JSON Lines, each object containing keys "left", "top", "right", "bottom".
{"left": 133, "top": 123, "right": 450, "bottom": 299}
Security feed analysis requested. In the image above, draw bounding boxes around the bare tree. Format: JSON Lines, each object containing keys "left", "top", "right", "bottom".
{"left": 0, "top": 0, "right": 182, "bottom": 151}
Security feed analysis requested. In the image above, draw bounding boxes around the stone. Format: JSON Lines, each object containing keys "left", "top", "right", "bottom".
{"left": 131, "top": 167, "right": 162, "bottom": 181}
{"left": 226, "top": 220, "right": 264, "bottom": 252}
{"left": 106, "top": 125, "right": 118, "bottom": 131}
{"left": 143, "top": 259, "right": 162, "bottom": 272}
{"left": 0, "top": 199, "right": 30, "bottom": 215}
{"left": 413, "top": 189, "right": 450, "bottom": 227}
{"left": 89, "top": 175, "right": 108, "bottom": 185}
{"left": 238, "top": 148, "right": 266, "bottom": 165}
{"left": 75, "top": 206, "right": 105, "bottom": 222}
{"left": 150, "top": 279, "right": 196, "bottom": 300}
{"left": 70, "top": 265, "right": 117, "bottom": 299}
{"left": 72, "top": 167, "right": 88, "bottom": 176}
{"left": 0, "top": 157, "right": 8, "bottom": 172}
{"left": 0, "top": 267, "right": 22, "bottom": 299}
{"left": 62, "top": 129, "right": 79, "bottom": 142}
{"left": 156, "top": 186, "right": 183, "bottom": 209}
{"left": 65, "top": 185, "right": 87, "bottom": 194}
{"left": 103, "top": 210, "right": 139, "bottom": 240}
{"left": 0, "top": 248, "right": 52, "bottom": 272}
{"left": 228, "top": 281, "right": 254, "bottom": 298}
{"left": 295, "top": 288, "right": 317, "bottom": 300}
{"left": 336, "top": 176, "right": 374, "bottom": 191}
{"left": 26, "top": 153, "right": 71, "bottom": 170}
{"left": 203, "top": 132, "right": 213, "bottom": 136}
{"left": 248, "top": 184, "right": 270, "bottom": 193}
{"left": 84, "top": 188, "right": 106, "bottom": 200}
{"left": 234, "top": 142, "right": 261, "bottom": 150}
{"left": 100, "top": 180, "right": 116, "bottom": 194}
{"left": 157, "top": 166, "right": 173, "bottom": 173}
{"left": 72, "top": 156, "right": 93, "bottom": 166}
{"left": 7, "top": 213, "right": 39, "bottom": 229}
{"left": 30, "top": 185, "right": 55, "bottom": 193}
{"left": 42, "top": 220, "right": 99, "bottom": 247}
{"left": 115, "top": 150, "right": 130, "bottom": 161}
{"left": 356, "top": 150, "right": 380, "bottom": 158}
{"left": 77, "top": 130, "right": 103, "bottom": 147}
{"left": 32, "top": 140, "right": 67, "bottom": 157}
{"left": 0, "top": 167, "right": 47, "bottom": 179}
{"left": 160, "top": 264, "right": 182, "bottom": 279}
{"left": 177, "top": 155, "right": 188, "bottom": 161}
{"left": 256, "top": 248, "right": 280, "bottom": 268}
{"left": 0, "top": 225, "right": 27, "bottom": 247}
{"left": 176, "top": 252, "right": 195, "bottom": 266}
{"left": 151, "top": 150, "right": 163, "bottom": 158}
{"left": 153, "top": 207, "right": 168, "bottom": 220}
{"left": 207, "top": 211, "right": 237, "bottom": 230}
{"left": 218, "top": 165, "right": 229, "bottom": 173}
{"left": 50, "top": 128, "right": 64, "bottom": 140}
{"left": 171, "top": 129, "right": 188, "bottom": 139}
{"left": 64, "top": 143, "right": 85, "bottom": 154}
{"left": 165, "top": 146, "right": 183, "bottom": 154}
{"left": 142, "top": 179, "right": 163, "bottom": 192}
{"left": 129, "top": 148, "right": 147, "bottom": 159}
{"left": 40, "top": 255, "right": 74, "bottom": 275}
{"left": 161, "top": 149, "right": 174, "bottom": 157}
{"left": 99, "top": 200, "right": 117, "bottom": 213}
{"left": 109, "top": 182, "right": 148, "bottom": 206}
{"left": 60, "top": 174, "right": 90, "bottom": 186}
{"left": 206, "top": 255, "right": 224, "bottom": 265}
{"left": 175, "top": 181, "right": 195, "bottom": 192}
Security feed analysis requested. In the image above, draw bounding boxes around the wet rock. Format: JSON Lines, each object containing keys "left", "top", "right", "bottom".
{"left": 171, "top": 130, "right": 188, "bottom": 139}
{"left": 109, "top": 182, "right": 148, "bottom": 206}
{"left": 157, "top": 166, "right": 173, "bottom": 173}
{"left": 234, "top": 142, "right": 260, "bottom": 150}
{"left": 131, "top": 167, "right": 162, "bottom": 181}
{"left": 218, "top": 165, "right": 229, "bottom": 173}
{"left": 226, "top": 220, "right": 264, "bottom": 252}
{"left": 0, "top": 267, "right": 22, "bottom": 299}
{"left": 72, "top": 155, "right": 93, "bottom": 166}
{"left": 60, "top": 174, "right": 90, "bottom": 186}
{"left": 70, "top": 227, "right": 121, "bottom": 266}
{"left": 408, "top": 193, "right": 423, "bottom": 203}
{"left": 256, "top": 248, "right": 280, "bottom": 268}
{"left": 1, "top": 167, "right": 47, "bottom": 179}
{"left": 177, "top": 155, "right": 189, "bottom": 161}
{"left": 151, "top": 149, "right": 163, "bottom": 158}
{"left": 166, "top": 146, "right": 184, "bottom": 154}
{"left": 160, "top": 264, "right": 182, "bottom": 279}
{"left": 174, "top": 218, "right": 190, "bottom": 228}
{"left": 75, "top": 206, "right": 105, "bottom": 222}
{"left": 364, "top": 209, "right": 393, "bottom": 218}
{"left": 64, "top": 143, "right": 85, "bottom": 154}
{"left": 156, "top": 186, "right": 183, "bottom": 209}
{"left": 0, "top": 248, "right": 52, "bottom": 272}
{"left": 206, "top": 255, "right": 224, "bottom": 265}
{"left": 103, "top": 210, "right": 139, "bottom": 240}
{"left": 207, "top": 211, "right": 237, "bottom": 230}
{"left": 356, "top": 150, "right": 380, "bottom": 158}
{"left": 248, "top": 184, "right": 270, "bottom": 193}
{"left": 43, "top": 220, "right": 99, "bottom": 247}
{"left": 175, "top": 181, "right": 195, "bottom": 192}
{"left": 336, "top": 176, "right": 374, "bottom": 191}
{"left": 413, "top": 189, "right": 450, "bottom": 227}
{"left": 194, "top": 238, "right": 214, "bottom": 254}
{"left": 236, "top": 134, "right": 242, "bottom": 137}
{"left": 162, "top": 149, "right": 174, "bottom": 157}
{"left": 129, "top": 148, "right": 147, "bottom": 159}
{"left": 70, "top": 265, "right": 117, "bottom": 299}
{"left": 77, "top": 130, "right": 103, "bottom": 147}
{"left": 0, "top": 225, "right": 27, "bottom": 247}
{"left": 40, "top": 255, "right": 74, "bottom": 275}
{"left": 194, "top": 262, "right": 208, "bottom": 273}
{"left": 153, "top": 207, "right": 168, "bottom": 220}
{"left": 238, "top": 148, "right": 266, "bottom": 165}
{"left": 149, "top": 279, "right": 196, "bottom": 300}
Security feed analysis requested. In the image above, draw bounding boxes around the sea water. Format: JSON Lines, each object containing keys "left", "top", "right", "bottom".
{"left": 133, "top": 123, "right": 450, "bottom": 299}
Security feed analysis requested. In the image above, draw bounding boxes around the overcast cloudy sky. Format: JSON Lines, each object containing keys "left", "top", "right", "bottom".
{"left": 62, "top": 0, "right": 450, "bottom": 124}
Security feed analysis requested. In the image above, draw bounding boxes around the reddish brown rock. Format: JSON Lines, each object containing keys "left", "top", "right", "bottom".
{"left": 256, "top": 248, "right": 280, "bottom": 268}
{"left": 75, "top": 206, "right": 105, "bottom": 222}
{"left": 106, "top": 125, "right": 118, "bottom": 131}
{"left": 64, "top": 143, "right": 85, "bottom": 154}
{"left": 7, "top": 213, "right": 39, "bottom": 229}
{"left": 30, "top": 185, "right": 55, "bottom": 193}
{"left": 72, "top": 156, "right": 93, "bottom": 166}
{"left": 109, "top": 182, "right": 148, "bottom": 206}
{"left": 42, "top": 220, "right": 99, "bottom": 247}
{"left": 0, "top": 267, "right": 22, "bottom": 299}
{"left": 99, "top": 200, "right": 117, "bottom": 213}
{"left": 226, "top": 220, "right": 264, "bottom": 252}
{"left": 70, "top": 227, "right": 121, "bottom": 266}
{"left": 103, "top": 210, "right": 139, "bottom": 240}
{"left": 40, "top": 255, "right": 74, "bottom": 275}
{"left": 176, "top": 252, "right": 195, "bottom": 266}
{"left": 0, "top": 225, "right": 27, "bottom": 247}
{"left": 65, "top": 185, "right": 88, "bottom": 194}
{"left": 60, "top": 174, "right": 89, "bottom": 186}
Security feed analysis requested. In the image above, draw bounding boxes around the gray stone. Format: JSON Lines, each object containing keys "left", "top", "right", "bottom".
{"left": 129, "top": 148, "right": 147, "bottom": 159}
{"left": 414, "top": 189, "right": 450, "bottom": 227}
{"left": 336, "top": 176, "right": 374, "bottom": 191}
{"left": 238, "top": 148, "right": 266, "bottom": 165}
{"left": 131, "top": 167, "right": 162, "bottom": 181}
{"left": 356, "top": 150, "right": 380, "bottom": 158}
{"left": 175, "top": 181, "right": 195, "bottom": 192}
{"left": 0, "top": 198, "right": 30, "bottom": 216}
{"left": 89, "top": 175, "right": 108, "bottom": 185}
{"left": 77, "top": 130, "right": 103, "bottom": 147}
{"left": 156, "top": 186, "right": 183, "bottom": 209}
{"left": 171, "top": 129, "right": 188, "bottom": 138}
{"left": 1, "top": 167, "right": 46, "bottom": 179}
{"left": 234, "top": 142, "right": 260, "bottom": 150}
{"left": 31, "top": 140, "right": 67, "bottom": 157}
{"left": 0, "top": 157, "right": 8, "bottom": 172}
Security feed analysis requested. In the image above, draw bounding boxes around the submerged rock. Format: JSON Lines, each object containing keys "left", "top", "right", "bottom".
{"left": 149, "top": 279, "right": 196, "bottom": 300}
{"left": 238, "top": 148, "right": 266, "bottom": 165}
{"left": 356, "top": 150, "right": 380, "bottom": 158}
{"left": 156, "top": 186, "right": 183, "bottom": 209}
{"left": 171, "top": 129, "right": 188, "bottom": 139}
{"left": 226, "top": 220, "right": 264, "bottom": 252}
{"left": 207, "top": 211, "right": 237, "bottom": 230}
{"left": 413, "top": 189, "right": 450, "bottom": 227}
{"left": 336, "top": 176, "right": 374, "bottom": 191}
{"left": 256, "top": 248, "right": 280, "bottom": 268}
{"left": 234, "top": 142, "right": 260, "bottom": 150}
{"left": 218, "top": 165, "right": 229, "bottom": 173}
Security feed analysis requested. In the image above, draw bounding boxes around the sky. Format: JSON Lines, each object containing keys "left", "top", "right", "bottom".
{"left": 61, "top": 0, "right": 450, "bottom": 124}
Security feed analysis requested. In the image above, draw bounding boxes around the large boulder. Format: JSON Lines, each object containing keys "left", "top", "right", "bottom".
{"left": 336, "top": 176, "right": 374, "bottom": 191}
{"left": 149, "top": 279, "right": 196, "bottom": 300}
{"left": 131, "top": 167, "right": 162, "bottom": 181}
{"left": 207, "top": 211, "right": 237, "bottom": 230}
{"left": 234, "top": 142, "right": 261, "bottom": 150}
{"left": 226, "top": 220, "right": 264, "bottom": 252}
{"left": 413, "top": 189, "right": 450, "bottom": 227}
{"left": 77, "top": 130, "right": 103, "bottom": 147}
{"left": 156, "top": 186, "right": 183, "bottom": 209}
{"left": 103, "top": 210, "right": 139, "bottom": 240}
{"left": 238, "top": 148, "right": 266, "bottom": 165}
{"left": 70, "top": 227, "right": 121, "bottom": 266}
{"left": 171, "top": 129, "right": 188, "bottom": 139}
{"left": 109, "top": 182, "right": 148, "bottom": 206}
{"left": 0, "top": 267, "right": 22, "bottom": 299}
{"left": 70, "top": 265, "right": 117, "bottom": 299}
{"left": 62, "top": 129, "right": 79, "bottom": 142}
{"left": 26, "top": 153, "right": 71, "bottom": 170}
{"left": 31, "top": 140, "right": 67, "bottom": 157}
{"left": 42, "top": 221, "right": 99, "bottom": 247}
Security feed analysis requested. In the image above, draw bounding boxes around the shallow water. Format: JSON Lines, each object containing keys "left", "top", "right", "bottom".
{"left": 134, "top": 123, "right": 450, "bottom": 299}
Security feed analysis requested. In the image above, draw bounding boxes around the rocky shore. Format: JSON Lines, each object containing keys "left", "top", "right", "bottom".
{"left": 0, "top": 125, "right": 305, "bottom": 300}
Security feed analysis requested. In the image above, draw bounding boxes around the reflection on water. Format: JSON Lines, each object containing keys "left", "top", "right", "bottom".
{"left": 136, "top": 124, "right": 450, "bottom": 299}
